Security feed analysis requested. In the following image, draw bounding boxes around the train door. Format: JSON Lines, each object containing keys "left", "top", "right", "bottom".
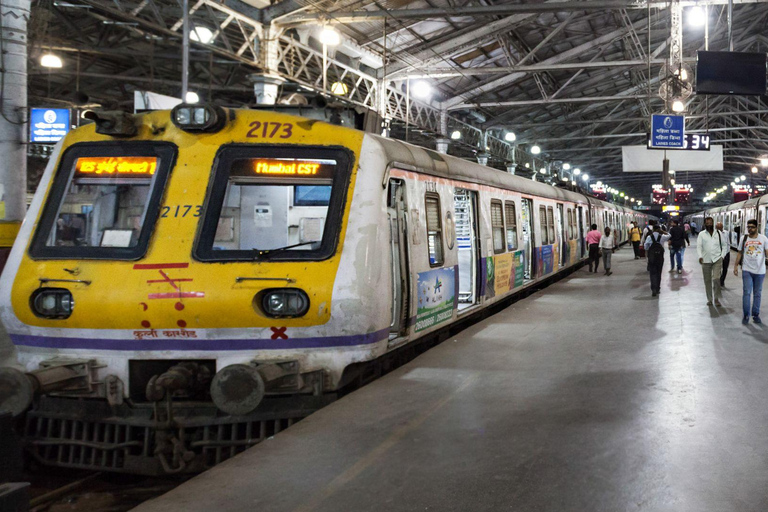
{"left": 577, "top": 206, "right": 585, "bottom": 258}
{"left": 387, "top": 179, "right": 410, "bottom": 341}
{"left": 521, "top": 198, "right": 534, "bottom": 280}
{"left": 454, "top": 189, "right": 480, "bottom": 310}
{"left": 556, "top": 203, "right": 565, "bottom": 267}
{"left": 761, "top": 208, "right": 766, "bottom": 236}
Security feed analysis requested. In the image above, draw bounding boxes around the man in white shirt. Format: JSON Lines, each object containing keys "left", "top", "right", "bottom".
{"left": 733, "top": 219, "right": 768, "bottom": 324}
{"left": 697, "top": 216, "right": 729, "bottom": 306}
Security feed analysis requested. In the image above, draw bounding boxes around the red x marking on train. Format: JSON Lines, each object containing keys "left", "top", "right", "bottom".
{"left": 133, "top": 262, "right": 205, "bottom": 300}
{"left": 270, "top": 327, "right": 288, "bottom": 340}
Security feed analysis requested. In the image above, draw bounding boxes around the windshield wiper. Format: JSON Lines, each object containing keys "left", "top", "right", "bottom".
{"left": 254, "top": 241, "right": 317, "bottom": 257}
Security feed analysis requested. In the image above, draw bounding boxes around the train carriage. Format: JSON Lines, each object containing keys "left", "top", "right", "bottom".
{"left": 0, "top": 105, "right": 653, "bottom": 474}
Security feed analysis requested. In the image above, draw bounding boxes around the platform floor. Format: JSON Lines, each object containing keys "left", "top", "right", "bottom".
{"left": 136, "top": 242, "right": 768, "bottom": 512}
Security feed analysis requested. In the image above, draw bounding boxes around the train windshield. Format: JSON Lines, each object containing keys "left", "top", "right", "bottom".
{"left": 195, "top": 146, "right": 353, "bottom": 261}
{"left": 29, "top": 143, "right": 176, "bottom": 259}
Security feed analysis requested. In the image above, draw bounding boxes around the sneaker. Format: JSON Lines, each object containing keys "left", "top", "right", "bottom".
{"left": 715, "top": 299, "right": 722, "bottom": 307}
{"left": 607, "top": 271, "right": 613, "bottom": 276}
{"left": 678, "top": 269, "right": 683, "bottom": 274}
{"left": 669, "top": 268, "right": 676, "bottom": 272}
{"left": 707, "top": 301, "right": 713, "bottom": 306}
{"left": 652, "top": 291, "right": 658, "bottom": 297}
{"left": 754, "top": 316, "right": 762, "bottom": 324}
{"left": 743, "top": 316, "right": 750, "bottom": 325}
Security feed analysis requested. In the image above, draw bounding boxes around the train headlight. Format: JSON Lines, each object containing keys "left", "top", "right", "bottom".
{"left": 30, "top": 288, "right": 74, "bottom": 319}
{"left": 171, "top": 103, "right": 226, "bottom": 133}
{"left": 260, "top": 289, "right": 309, "bottom": 318}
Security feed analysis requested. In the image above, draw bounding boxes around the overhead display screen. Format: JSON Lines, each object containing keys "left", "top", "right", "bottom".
{"left": 230, "top": 158, "right": 336, "bottom": 180}
{"left": 75, "top": 156, "right": 158, "bottom": 178}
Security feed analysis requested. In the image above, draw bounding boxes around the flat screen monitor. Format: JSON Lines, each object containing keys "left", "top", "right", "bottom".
{"left": 696, "top": 51, "right": 767, "bottom": 95}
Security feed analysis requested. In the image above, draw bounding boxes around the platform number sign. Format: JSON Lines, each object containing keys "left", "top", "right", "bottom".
{"left": 30, "top": 108, "right": 70, "bottom": 143}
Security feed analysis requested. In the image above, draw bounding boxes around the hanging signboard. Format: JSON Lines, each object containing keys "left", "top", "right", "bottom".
{"left": 30, "top": 108, "right": 70, "bottom": 143}
{"left": 650, "top": 114, "right": 684, "bottom": 148}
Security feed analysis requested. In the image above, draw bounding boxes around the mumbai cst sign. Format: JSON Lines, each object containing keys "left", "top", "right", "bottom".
{"left": 650, "top": 114, "right": 684, "bottom": 149}
{"left": 30, "top": 108, "right": 70, "bottom": 143}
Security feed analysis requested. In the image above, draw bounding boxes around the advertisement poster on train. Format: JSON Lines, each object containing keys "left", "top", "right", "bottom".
{"left": 536, "top": 245, "right": 555, "bottom": 277}
{"left": 485, "top": 251, "right": 524, "bottom": 299}
{"left": 415, "top": 267, "right": 456, "bottom": 332}
{"left": 568, "top": 240, "right": 579, "bottom": 265}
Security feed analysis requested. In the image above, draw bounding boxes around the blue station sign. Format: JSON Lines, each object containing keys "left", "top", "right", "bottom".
{"left": 30, "top": 108, "right": 70, "bottom": 143}
{"left": 650, "top": 114, "right": 684, "bottom": 148}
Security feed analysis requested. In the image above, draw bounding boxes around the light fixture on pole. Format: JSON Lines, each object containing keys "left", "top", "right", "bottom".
{"left": 531, "top": 145, "right": 541, "bottom": 155}
{"left": 450, "top": 130, "right": 461, "bottom": 140}
{"left": 573, "top": 168, "right": 581, "bottom": 175}
{"left": 752, "top": 166, "right": 758, "bottom": 173}
{"left": 761, "top": 158, "right": 768, "bottom": 167}
{"left": 319, "top": 26, "right": 341, "bottom": 93}
{"left": 504, "top": 132, "right": 516, "bottom": 142}
{"left": 562, "top": 163, "right": 571, "bottom": 170}
{"left": 190, "top": 26, "right": 214, "bottom": 44}
{"left": 185, "top": 91, "right": 199, "bottom": 103}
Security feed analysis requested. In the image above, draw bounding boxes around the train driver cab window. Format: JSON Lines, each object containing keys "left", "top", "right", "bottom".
{"left": 195, "top": 146, "right": 353, "bottom": 261}
{"left": 425, "top": 193, "right": 444, "bottom": 266}
{"left": 539, "top": 206, "right": 548, "bottom": 245}
{"left": 491, "top": 200, "right": 505, "bottom": 254}
{"left": 505, "top": 201, "right": 518, "bottom": 251}
{"left": 29, "top": 143, "right": 176, "bottom": 259}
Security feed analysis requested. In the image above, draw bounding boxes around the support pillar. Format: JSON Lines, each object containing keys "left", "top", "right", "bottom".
{"left": 436, "top": 138, "right": 450, "bottom": 154}
{"left": 506, "top": 163, "right": 516, "bottom": 175}
{"left": 250, "top": 24, "right": 284, "bottom": 105}
{"left": 248, "top": 74, "right": 285, "bottom": 105}
{"left": 476, "top": 152, "right": 490, "bottom": 166}
{"left": 0, "top": 0, "right": 30, "bottom": 250}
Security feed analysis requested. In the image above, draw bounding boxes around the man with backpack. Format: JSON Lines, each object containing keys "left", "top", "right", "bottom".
{"left": 644, "top": 225, "right": 670, "bottom": 297}
{"left": 697, "top": 216, "right": 729, "bottom": 306}
{"left": 733, "top": 219, "right": 768, "bottom": 324}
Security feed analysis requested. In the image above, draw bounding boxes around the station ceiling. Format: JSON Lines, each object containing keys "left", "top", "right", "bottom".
{"left": 28, "top": 0, "right": 768, "bottom": 202}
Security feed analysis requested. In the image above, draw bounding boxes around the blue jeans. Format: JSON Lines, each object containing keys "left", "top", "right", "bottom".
{"left": 670, "top": 247, "right": 684, "bottom": 269}
{"left": 742, "top": 271, "right": 765, "bottom": 318}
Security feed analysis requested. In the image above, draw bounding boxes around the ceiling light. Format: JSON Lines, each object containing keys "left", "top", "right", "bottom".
{"left": 752, "top": 166, "right": 758, "bottom": 173}
{"left": 672, "top": 100, "right": 685, "bottom": 112}
{"left": 190, "top": 26, "right": 214, "bottom": 44}
{"left": 531, "top": 145, "right": 541, "bottom": 155}
{"left": 40, "top": 54, "right": 63, "bottom": 68}
{"left": 562, "top": 163, "right": 571, "bottom": 170}
{"left": 319, "top": 26, "right": 341, "bottom": 46}
{"left": 539, "top": 168, "right": 547, "bottom": 174}
{"left": 571, "top": 180, "right": 577, "bottom": 185}
{"left": 561, "top": 176, "right": 568, "bottom": 181}
{"left": 331, "top": 82, "right": 349, "bottom": 95}
{"left": 619, "top": 192, "right": 625, "bottom": 197}
{"left": 504, "top": 132, "right": 516, "bottom": 142}
{"left": 573, "top": 168, "right": 581, "bottom": 175}
{"left": 741, "top": 175, "right": 747, "bottom": 180}
{"left": 411, "top": 80, "right": 431, "bottom": 99}
{"left": 637, "top": 201, "right": 642, "bottom": 205}
{"left": 524, "top": 163, "right": 530, "bottom": 168}
{"left": 450, "top": 130, "right": 461, "bottom": 140}
{"left": 761, "top": 158, "right": 768, "bottom": 167}
{"left": 185, "top": 91, "right": 199, "bottom": 103}
{"left": 688, "top": 5, "right": 707, "bottom": 26}
{"left": 582, "top": 174, "right": 589, "bottom": 181}
{"left": 630, "top": 197, "right": 635, "bottom": 201}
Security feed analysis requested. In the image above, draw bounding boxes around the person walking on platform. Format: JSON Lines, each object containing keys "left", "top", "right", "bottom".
{"left": 697, "top": 216, "right": 728, "bottom": 306}
{"left": 644, "top": 225, "right": 670, "bottom": 297}
{"left": 690, "top": 220, "right": 698, "bottom": 236}
{"left": 641, "top": 220, "right": 657, "bottom": 270}
{"left": 600, "top": 227, "right": 615, "bottom": 276}
{"left": 733, "top": 219, "right": 768, "bottom": 324}
{"left": 668, "top": 219, "right": 690, "bottom": 274}
{"left": 586, "top": 224, "right": 602, "bottom": 273}
{"left": 717, "top": 221, "right": 731, "bottom": 288}
{"left": 629, "top": 221, "right": 642, "bottom": 259}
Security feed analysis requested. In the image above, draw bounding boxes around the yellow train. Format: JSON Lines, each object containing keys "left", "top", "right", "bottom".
{"left": 0, "top": 104, "right": 653, "bottom": 474}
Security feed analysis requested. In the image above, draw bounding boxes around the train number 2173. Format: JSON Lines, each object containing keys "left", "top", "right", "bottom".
{"left": 161, "top": 205, "right": 202, "bottom": 218}
{"left": 246, "top": 121, "right": 293, "bottom": 139}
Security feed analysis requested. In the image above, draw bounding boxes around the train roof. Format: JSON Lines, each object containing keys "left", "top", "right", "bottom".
{"left": 366, "top": 133, "right": 641, "bottom": 216}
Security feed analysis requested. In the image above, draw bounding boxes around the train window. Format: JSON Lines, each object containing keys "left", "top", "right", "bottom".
{"left": 505, "top": 201, "right": 518, "bottom": 251}
{"left": 29, "top": 142, "right": 176, "bottom": 260}
{"left": 546, "top": 207, "right": 555, "bottom": 245}
{"left": 539, "top": 206, "right": 548, "bottom": 244}
{"left": 491, "top": 200, "right": 505, "bottom": 254}
{"left": 425, "top": 193, "right": 444, "bottom": 266}
{"left": 194, "top": 145, "right": 353, "bottom": 262}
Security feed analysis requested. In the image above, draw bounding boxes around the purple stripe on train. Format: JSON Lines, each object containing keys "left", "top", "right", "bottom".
{"left": 10, "top": 328, "right": 391, "bottom": 351}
